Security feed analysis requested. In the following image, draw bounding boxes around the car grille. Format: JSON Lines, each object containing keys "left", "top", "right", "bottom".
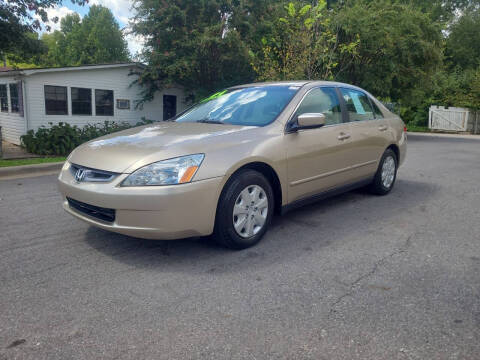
{"left": 67, "top": 197, "right": 115, "bottom": 223}
{"left": 70, "top": 164, "right": 119, "bottom": 183}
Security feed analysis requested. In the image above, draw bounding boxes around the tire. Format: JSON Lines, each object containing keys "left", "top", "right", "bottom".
{"left": 369, "top": 148, "right": 398, "bottom": 195}
{"left": 213, "top": 170, "right": 274, "bottom": 250}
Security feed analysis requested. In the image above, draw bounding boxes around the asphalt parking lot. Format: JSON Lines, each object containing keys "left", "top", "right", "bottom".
{"left": 0, "top": 134, "right": 479, "bottom": 360}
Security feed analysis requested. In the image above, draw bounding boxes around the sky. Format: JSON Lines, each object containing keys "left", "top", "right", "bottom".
{"left": 38, "top": 0, "right": 143, "bottom": 56}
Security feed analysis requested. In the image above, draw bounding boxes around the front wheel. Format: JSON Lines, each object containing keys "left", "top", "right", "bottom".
{"left": 369, "top": 148, "right": 398, "bottom": 195}
{"left": 213, "top": 170, "right": 274, "bottom": 250}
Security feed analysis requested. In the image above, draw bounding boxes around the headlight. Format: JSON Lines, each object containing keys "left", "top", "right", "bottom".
{"left": 121, "top": 154, "right": 204, "bottom": 187}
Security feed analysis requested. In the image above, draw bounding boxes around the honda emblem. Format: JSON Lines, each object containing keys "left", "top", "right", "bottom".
{"left": 75, "top": 168, "right": 86, "bottom": 182}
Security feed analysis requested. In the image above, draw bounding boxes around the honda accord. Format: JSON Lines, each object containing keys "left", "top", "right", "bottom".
{"left": 58, "top": 81, "right": 407, "bottom": 249}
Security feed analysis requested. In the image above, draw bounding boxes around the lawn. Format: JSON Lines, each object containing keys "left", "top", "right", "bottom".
{"left": 0, "top": 157, "right": 66, "bottom": 168}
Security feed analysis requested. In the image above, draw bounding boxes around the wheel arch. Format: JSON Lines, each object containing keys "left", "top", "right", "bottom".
{"left": 219, "top": 161, "right": 283, "bottom": 215}
{"left": 387, "top": 143, "right": 400, "bottom": 163}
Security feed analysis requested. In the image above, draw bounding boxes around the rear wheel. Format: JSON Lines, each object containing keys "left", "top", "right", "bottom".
{"left": 214, "top": 170, "right": 274, "bottom": 250}
{"left": 369, "top": 148, "right": 398, "bottom": 195}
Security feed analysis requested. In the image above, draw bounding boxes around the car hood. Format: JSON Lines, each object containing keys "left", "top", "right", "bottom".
{"left": 68, "top": 122, "right": 254, "bottom": 173}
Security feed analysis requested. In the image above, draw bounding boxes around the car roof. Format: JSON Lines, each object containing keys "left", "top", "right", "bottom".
{"left": 229, "top": 80, "right": 364, "bottom": 91}
{"left": 229, "top": 81, "right": 310, "bottom": 88}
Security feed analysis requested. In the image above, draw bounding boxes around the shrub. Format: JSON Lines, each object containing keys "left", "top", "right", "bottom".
{"left": 21, "top": 118, "right": 154, "bottom": 156}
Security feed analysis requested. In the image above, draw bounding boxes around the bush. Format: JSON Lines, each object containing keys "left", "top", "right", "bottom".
{"left": 398, "top": 66, "right": 480, "bottom": 127}
{"left": 21, "top": 118, "right": 154, "bottom": 156}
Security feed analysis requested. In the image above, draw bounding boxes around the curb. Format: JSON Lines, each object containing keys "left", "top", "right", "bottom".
{"left": 0, "top": 161, "right": 64, "bottom": 180}
{"left": 407, "top": 132, "right": 480, "bottom": 139}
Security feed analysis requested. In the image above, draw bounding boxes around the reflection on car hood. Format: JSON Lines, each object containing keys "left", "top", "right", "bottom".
{"left": 68, "top": 121, "right": 252, "bottom": 173}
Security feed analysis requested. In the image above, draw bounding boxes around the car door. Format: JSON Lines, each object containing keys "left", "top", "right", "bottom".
{"left": 339, "top": 88, "right": 390, "bottom": 180}
{"left": 285, "top": 87, "right": 358, "bottom": 204}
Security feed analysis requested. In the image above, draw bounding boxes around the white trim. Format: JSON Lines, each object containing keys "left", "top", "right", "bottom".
{"left": 22, "top": 80, "right": 28, "bottom": 134}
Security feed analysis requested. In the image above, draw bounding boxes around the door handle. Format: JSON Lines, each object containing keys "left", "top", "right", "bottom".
{"left": 337, "top": 133, "right": 351, "bottom": 141}
{"left": 378, "top": 125, "right": 388, "bottom": 131}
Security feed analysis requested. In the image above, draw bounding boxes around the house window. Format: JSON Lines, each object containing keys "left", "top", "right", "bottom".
{"left": 163, "top": 95, "right": 177, "bottom": 120}
{"left": 95, "top": 89, "right": 114, "bottom": 116}
{"left": 9, "top": 83, "right": 20, "bottom": 113}
{"left": 116, "top": 99, "right": 130, "bottom": 110}
{"left": 45, "top": 85, "right": 68, "bottom": 115}
{"left": 71, "top": 87, "right": 92, "bottom": 115}
{"left": 0, "top": 85, "right": 7, "bottom": 112}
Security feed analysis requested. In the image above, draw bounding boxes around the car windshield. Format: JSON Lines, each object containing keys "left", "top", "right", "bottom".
{"left": 174, "top": 85, "right": 299, "bottom": 126}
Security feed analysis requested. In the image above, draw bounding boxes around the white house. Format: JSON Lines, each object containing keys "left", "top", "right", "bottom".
{"left": 0, "top": 63, "right": 188, "bottom": 145}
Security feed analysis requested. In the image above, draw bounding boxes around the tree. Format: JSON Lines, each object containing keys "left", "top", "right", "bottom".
{"left": 40, "top": 31, "right": 66, "bottom": 66}
{"left": 252, "top": 1, "right": 359, "bottom": 81}
{"left": 130, "top": 0, "right": 478, "bottom": 121}
{"left": 79, "top": 5, "right": 130, "bottom": 64}
{"left": 333, "top": 0, "right": 443, "bottom": 106}
{"left": 335, "top": 0, "right": 480, "bottom": 22}
{"left": 228, "top": 0, "right": 288, "bottom": 60}
{"left": 40, "top": 6, "right": 130, "bottom": 66}
{"left": 413, "top": 0, "right": 480, "bottom": 23}
{"left": 131, "top": 0, "right": 257, "bottom": 102}
{"left": 0, "top": 0, "right": 86, "bottom": 63}
{"left": 445, "top": 8, "right": 480, "bottom": 70}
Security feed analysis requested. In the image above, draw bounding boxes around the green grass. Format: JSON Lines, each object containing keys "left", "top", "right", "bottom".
{"left": 406, "top": 125, "right": 430, "bottom": 133}
{"left": 0, "top": 157, "right": 66, "bottom": 168}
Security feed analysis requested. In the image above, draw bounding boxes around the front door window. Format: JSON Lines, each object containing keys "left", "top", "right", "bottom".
{"left": 294, "top": 87, "right": 342, "bottom": 126}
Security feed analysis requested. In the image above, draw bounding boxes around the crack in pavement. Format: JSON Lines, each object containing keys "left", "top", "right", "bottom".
{"left": 330, "top": 234, "right": 413, "bottom": 312}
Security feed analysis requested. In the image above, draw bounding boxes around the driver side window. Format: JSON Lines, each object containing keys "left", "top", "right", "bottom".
{"left": 294, "top": 87, "right": 342, "bottom": 126}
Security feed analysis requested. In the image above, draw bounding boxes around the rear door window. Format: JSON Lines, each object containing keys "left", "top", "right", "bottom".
{"left": 371, "top": 100, "right": 384, "bottom": 119}
{"left": 340, "top": 88, "right": 374, "bottom": 122}
{"left": 294, "top": 87, "right": 342, "bottom": 126}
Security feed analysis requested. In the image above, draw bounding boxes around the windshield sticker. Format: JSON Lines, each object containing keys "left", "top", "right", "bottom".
{"left": 200, "top": 90, "right": 228, "bottom": 103}
{"left": 350, "top": 91, "right": 366, "bottom": 115}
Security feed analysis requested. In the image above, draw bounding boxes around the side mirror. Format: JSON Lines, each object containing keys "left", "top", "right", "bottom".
{"left": 296, "top": 113, "right": 326, "bottom": 130}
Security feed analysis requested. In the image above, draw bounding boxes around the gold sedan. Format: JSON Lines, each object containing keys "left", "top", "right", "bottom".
{"left": 58, "top": 81, "right": 407, "bottom": 249}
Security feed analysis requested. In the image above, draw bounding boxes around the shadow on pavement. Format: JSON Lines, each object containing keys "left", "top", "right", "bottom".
{"left": 83, "top": 178, "right": 437, "bottom": 272}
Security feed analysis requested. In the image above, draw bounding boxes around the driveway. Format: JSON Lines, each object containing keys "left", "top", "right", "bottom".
{"left": 0, "top": 134, "right": 479, "bottom": 359}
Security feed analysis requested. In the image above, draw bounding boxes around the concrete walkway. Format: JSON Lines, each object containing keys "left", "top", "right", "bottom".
{"left": 1, "top": 141, "right": 40, "bottom": 160}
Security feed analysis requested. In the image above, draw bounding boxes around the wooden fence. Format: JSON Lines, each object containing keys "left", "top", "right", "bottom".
{"left": 429, "top": 106, "right": 480, "bottom": 134}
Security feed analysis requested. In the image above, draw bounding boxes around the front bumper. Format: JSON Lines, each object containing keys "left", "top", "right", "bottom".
{"left": 58, "top": 163, "right": 224, "bottom": 240}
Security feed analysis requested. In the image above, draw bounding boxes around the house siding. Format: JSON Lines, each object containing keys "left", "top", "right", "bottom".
{"left": 25, "top": 66, "right": 188, "bottom": 134}
{"left": 0, "top": 76, "right": 26, "bottom": 145}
